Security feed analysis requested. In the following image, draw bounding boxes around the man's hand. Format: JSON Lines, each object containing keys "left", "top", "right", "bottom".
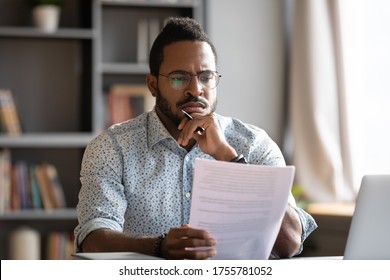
{"left": 177, "top": 113, "right": 237, "bottom": 161}
{"left": 160, "top": 225, "right": 217, "bottom": 260}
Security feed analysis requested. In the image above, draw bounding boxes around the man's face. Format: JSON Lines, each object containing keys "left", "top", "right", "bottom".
{"left": 154, "top": 41, "right": 218, "bottom": 127}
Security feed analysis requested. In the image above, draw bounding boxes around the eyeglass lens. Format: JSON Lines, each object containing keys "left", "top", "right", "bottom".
{"left": 168, "top": 71, "right": 220, "bottom": 90}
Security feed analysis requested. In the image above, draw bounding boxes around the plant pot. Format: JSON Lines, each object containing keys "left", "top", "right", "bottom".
{"left": 32, "top": 5, "right": 60, "bottom": 33}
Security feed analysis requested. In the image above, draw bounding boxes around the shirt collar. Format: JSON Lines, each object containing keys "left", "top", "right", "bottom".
{"left": 147, "top": 108, "right": 176, "bottom": 148}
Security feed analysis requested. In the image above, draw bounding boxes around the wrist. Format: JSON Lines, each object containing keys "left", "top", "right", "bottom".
{"left": 153, "top": 234, "right": 166, "bottom": 258}
{"left": 212, "top": 145, "right": 237, "bottom": 161}
{"left": 230, "top": 154, "right": 248, "bottom": 164}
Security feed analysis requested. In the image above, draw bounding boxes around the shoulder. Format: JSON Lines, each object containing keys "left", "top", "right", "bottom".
{"left": 215, "top": 113, "right": 270, "bottom": 141}
{"left": 88, "top": 112, "right": 148, "bottom": 149}
{"left": 107, "top": 112, "right": 148, "bottom": 136}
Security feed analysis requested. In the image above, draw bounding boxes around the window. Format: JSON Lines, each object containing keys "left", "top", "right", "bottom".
{"left": 341, "top": 0, "right": 390, "bottom": 179}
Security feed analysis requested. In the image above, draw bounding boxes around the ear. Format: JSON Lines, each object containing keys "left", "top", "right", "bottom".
{"left": 146, "top": 74, "right": 158, "bottom": 97}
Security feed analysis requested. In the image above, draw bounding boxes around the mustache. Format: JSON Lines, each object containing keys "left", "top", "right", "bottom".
{"left": 176, "top": 95, "right": 208, "bottom": 108}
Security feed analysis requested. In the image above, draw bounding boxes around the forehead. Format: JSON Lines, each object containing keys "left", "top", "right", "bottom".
{"left": 160, "top": 41, "right": 216, "bottom": 71}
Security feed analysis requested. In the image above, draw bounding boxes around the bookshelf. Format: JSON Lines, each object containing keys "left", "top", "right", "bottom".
{"left": 0, "top": 0, "right": 204, "bottom": 259}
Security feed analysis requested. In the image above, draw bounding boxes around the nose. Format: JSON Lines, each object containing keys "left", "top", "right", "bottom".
{"left": 185, "top": 75, "right": 204, "bottom": 96}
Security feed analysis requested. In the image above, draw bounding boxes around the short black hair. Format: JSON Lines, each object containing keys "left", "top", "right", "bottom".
{"left": 149, "top": 17, "right": 217, "bottom": 75}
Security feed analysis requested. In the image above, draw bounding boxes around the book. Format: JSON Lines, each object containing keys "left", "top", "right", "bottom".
{"left": 15, "top": 161, "right": 32, "bottom": 209}
{"left": 10, "top": 165, "right": 21, "bottom": 210}
{"left": 46, "top": 231, "right": 74, "bottom": 260}
{"left": 35, "top": 163, "right": 57, "bottom": 209}
{"left": 45, "top": 163, "right": 66, "bottom": 208}
{"left": 0, "top": 149, "right": 12, "bottom": 213}
{"left": 29, "top": 164, "right": 43, "bottom": 209}
{"left": 108, "top": 91, "right": 131, "bottom": 125}
{"left": 35, "top": 162, "right": 66, "bottom": 209}
{"left": 0, "top": 89, "right": 22, "bottom": 135}
{"left": 3, "top": 161, "right": 66, "bottom": 210}
{"left": 46, "top": 231, "right": 60, "bottom": 260}
{"left": 137, "top": 19, "right": 149, "bottom": 64}
{"left": 148, "top": 18, "right": 160, "bottom": 51}
{"left": 108, "top": 84, "right": 154, "bottom": 125}
{"left": 137, "top": 18, "right": 160, "bottom": 63}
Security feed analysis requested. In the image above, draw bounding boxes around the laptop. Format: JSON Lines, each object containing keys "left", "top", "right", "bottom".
{"left": 343, "top": 175, "right": 390, "bottom": 260}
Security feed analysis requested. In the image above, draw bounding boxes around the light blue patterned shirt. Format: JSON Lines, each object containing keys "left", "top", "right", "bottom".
{"left": 74, "top": 108, "right": 317, "bottom": 254}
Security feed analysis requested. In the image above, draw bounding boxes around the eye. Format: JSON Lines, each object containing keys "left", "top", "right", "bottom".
{"left": 169, "top": 73, "right": 189, "bottom": 90}
{"left": 171, "top": 79, "right": 184, "bottom": 90}
{"left": 199, "top": 71, "right": 214, "bottom": 83}
{"left": 170, "top": 73, "right": 189, "bottom": 82}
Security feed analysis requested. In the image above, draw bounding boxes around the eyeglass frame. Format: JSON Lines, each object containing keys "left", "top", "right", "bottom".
{"left": 155, "top": 70, "right": 222, "bottom": 90}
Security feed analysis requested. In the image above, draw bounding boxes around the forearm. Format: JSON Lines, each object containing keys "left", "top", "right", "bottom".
{"left": 81, "top": 228, "right": 157, "bottom": 256}
{"left": 272, "top": 204, "right": 302, "bottom": 258}
{"left": 81, "top": 226, "right": 217, "bottom": 260}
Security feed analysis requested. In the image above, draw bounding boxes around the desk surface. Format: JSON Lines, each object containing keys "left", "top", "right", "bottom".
{"left": 72, "top": 252, "right": 344, "bottom": 260}
{"left": 72, "top": 252, "right": 162, "bottom": 260}
{"left": 291, "top": 256, "right": 343, "bottom": 260}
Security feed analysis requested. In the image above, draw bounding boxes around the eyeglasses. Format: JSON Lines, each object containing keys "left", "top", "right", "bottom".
{"left": 158, "top": 70, "right": 221, "bottom": 90}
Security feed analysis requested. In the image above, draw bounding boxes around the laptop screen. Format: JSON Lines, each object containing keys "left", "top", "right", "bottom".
{"left": 343, "top": 175, "right": 390, "bottom": 260}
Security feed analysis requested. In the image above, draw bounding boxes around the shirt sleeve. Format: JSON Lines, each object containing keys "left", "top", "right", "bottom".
{"left": 292, "top": 205, "right": 318, "bottom": 255}
{"left": 74, "top": 131, "right": 127, "bottom": 251}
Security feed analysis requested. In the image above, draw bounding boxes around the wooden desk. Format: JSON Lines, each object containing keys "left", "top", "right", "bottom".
{"left": 299, "top": 203, "right": 355, "bottom": 257}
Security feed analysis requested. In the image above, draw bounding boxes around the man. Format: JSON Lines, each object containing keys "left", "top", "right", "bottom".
{"left": 74, "top": 17, "right": 317, "bottom": 259}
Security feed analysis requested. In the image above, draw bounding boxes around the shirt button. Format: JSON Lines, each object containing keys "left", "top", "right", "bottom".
{"left": 185, "top": 192, "right": 191, "bottom": 199}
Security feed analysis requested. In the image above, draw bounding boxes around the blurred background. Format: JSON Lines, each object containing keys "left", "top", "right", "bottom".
{"left": 0, "top": 0, "right": 389, "bottom": 259}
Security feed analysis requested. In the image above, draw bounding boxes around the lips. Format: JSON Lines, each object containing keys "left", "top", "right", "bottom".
{"left": 179, "top": 101, "right": 207, "bottom": 114}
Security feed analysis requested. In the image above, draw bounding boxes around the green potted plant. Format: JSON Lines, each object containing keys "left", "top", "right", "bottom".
{"left": 29, "top": 0, "right": 62, "bottom": 33}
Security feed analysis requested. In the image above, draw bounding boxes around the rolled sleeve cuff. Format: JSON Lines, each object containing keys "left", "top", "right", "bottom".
{"left": 293, "top": 206, "right": 318, "bottom": 255}
{"left": 74, "top": 218, "right": 123, "bottom": 252}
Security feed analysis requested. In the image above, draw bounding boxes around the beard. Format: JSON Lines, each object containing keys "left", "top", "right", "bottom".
{"left": 155, "top": 88, "right": 217, "bottom": 127}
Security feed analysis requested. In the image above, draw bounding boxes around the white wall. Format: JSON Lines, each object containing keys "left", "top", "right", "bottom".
{"left": 205, "top": 0, "right": 286, "bottom": 146}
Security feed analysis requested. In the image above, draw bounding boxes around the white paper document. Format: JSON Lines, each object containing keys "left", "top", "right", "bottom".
{"left": 189, "top": 159, "right": 295, "bottom": 260}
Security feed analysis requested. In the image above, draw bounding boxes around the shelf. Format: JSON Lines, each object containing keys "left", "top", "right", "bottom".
{"left": 0, "top": 27, "right": 94, "bottom": 39}
{"left": 0, "top": 133, "right": 94, "bottom": 148}
{"left": 0, "top": 0, "right": 204, "bottom": 260}
{"left": 100, "top": 62, "right": 149, "bottom": 74}
{"left": 0, "top": 209, "right": 77, "bottom": 221}
{"left": 101, "top": 0, "right": 199, "bottom": 8}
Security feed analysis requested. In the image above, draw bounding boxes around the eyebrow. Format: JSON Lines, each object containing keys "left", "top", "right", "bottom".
{"left": 168, "top": 69, "right": 214, "bottom": 75}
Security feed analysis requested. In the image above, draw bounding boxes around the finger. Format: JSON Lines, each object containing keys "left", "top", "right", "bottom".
{"left": 170, "top": 226, "right": 213, "bottom": 240}
{"left": 184, "top": 247, "right": 217, "bottom": 260}
{"left": 184, "top": 236, "right": 217, "bottom": 248}
{"left": 166, "top": 239, "right": 217, "bottom": 260}
{"left": 180, "top": 119, "right": 208, "bottom": 145}
{"left": 178, "top": 117, "right": 189, "bottom": 131}
{"left": 167, "top": 247, "right": 216, "bottom": 260}
{"left": 184, "top": 227, "right": 213, "bottom": 240}
{"left": 178, "top": 125, "right": 196, "bottom": 146}
{"left": 178, "top": 119, "right": 196, "bottom": 146}
{"left": 166, "top": 226, "right": 216, "bottom": 250}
